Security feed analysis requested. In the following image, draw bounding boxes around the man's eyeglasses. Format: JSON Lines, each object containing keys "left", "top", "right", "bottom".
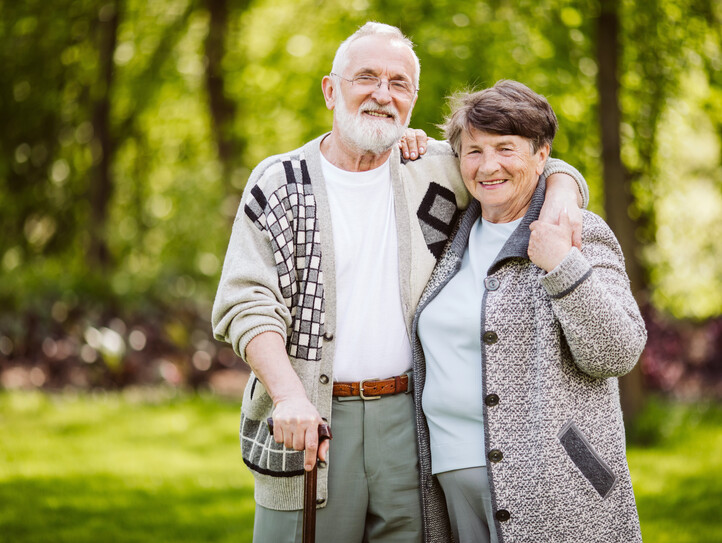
{"left": 330, "top": 73, "right": 417, "bottom": 99}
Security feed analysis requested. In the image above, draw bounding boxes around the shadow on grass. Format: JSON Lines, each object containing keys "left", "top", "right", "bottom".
{"left": 0, "top": 474, "right": 255, "bottom": 543}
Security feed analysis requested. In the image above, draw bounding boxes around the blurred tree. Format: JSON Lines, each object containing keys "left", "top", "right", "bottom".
{"left": 203, "top": 0, "right": 244, "bottom": 184}
{"left": 1, "top": 0, "right": 721, "bottom": 393}
{"left": 596, "top": 0, "right": 646, "bottom": 422}
{"left": 88, "top": 0, "right": 121, "bottom": 269}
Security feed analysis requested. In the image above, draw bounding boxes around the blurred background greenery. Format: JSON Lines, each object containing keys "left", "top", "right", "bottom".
{"left": 1, "top": 0, "right": 721, "bottom": 540}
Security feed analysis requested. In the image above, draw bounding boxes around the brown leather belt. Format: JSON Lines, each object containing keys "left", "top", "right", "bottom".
{"left": 333, "top": 374, "right": 411, "bottom": 400}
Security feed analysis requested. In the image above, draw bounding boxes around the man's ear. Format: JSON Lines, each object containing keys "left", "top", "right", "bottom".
{"left": 322, "top": 76, "right": 336, "bottom": 111}
{"left": 535, "top": 143, "right": 551, "bottom": 176}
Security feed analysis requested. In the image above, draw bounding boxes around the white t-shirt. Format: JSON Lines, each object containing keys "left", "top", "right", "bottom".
{"left": 419, "top": 216, "right": 521, "bottom": 474}
{"left": 320, "top": 154, "right": 412, "bottom": 382}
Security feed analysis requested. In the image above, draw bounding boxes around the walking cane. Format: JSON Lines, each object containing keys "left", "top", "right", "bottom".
{"left": 267, "top": 418, "right": 332, "bottom": 543}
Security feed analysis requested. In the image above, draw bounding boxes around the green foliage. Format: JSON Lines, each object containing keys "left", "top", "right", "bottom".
{"left": 1, "top": 0, "right": 721, "bottom": 320}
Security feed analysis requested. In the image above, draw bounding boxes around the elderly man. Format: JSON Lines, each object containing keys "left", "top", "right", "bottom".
{"left": 212, "top": 22, "right": 588, "bottom": 542}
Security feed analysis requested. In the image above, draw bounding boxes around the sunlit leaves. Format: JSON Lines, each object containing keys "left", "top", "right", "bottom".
{"left": 1, "top": 0, "right": 721, "bottom": 320}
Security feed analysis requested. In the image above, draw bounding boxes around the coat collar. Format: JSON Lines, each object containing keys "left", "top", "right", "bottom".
{"left": 448, "top": 175, "right": 548, "bottom": 274}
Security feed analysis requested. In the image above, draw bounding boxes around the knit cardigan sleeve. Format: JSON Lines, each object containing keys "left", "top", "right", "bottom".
{"left": 539, "top": 211, "right": 647, "bottom": 378}
{"left": 211, "top": 159, "right": 293, "bottom": 360}
{"left": 544, "top": 157, "right": 589, "bottom": 209}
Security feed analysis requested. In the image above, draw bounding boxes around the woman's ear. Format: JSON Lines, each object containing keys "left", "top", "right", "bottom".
{"left": 535, "top": 143, "right": 551, "bottom": 176}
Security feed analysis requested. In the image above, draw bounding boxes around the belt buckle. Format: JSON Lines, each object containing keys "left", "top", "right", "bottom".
{"left": 359, "top": 378, "right": 381, "bottom": 400}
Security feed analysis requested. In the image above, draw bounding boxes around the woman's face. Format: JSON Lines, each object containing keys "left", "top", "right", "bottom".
{"left": 459, "top": 127, "right": 549, "bottom": 223}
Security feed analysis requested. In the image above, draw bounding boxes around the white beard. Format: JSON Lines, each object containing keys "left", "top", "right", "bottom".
{"left": 334, "top": 91, "right": 410, "bottom": 155}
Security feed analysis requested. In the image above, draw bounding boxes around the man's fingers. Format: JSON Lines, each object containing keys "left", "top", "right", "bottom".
{"left": 399, "top": 137, "right": 410, "bottom": 159}
{"left": 304, "top": 430, "right": 319, "bottom": 471}
{"left": 559, "top": 207, "right": 569, "bottom": 224}
{"left": 572, "top": 227, "right": 582, "bottom": 249}
{"left": 414, "top": 128, "right": 428, "bottom": 156}
{"left": 565, "top": 206, "right": 583, "bottom": 249}
{"left": 405, "top": 129, "right": 419, "bottom": 159}
{"left": 318, "top": 439, "right": 330, "bottom": 463}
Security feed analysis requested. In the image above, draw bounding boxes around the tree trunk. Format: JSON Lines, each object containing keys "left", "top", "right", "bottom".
{"left": 88, "top": 0, "right": 120, "bottom": 270}
{"left": 596, "top": 0, "right": 646, "bottom": 425}
{"left": 203, "top": 0, "right": 237, "bottom": 182}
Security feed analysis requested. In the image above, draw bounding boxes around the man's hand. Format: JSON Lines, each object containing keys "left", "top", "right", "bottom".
{"left": 528, "top": 208, "right": 574, "bottom": 272}
{"left": 245, "top": 331, "right": 329, "bottom": 472}
{"left": 541, "top": 173, "right": 583, "bottom": 249}
{"left": 399, "top": 128, "right": 428, "bottom": 160}
{"left": 271, "top": 395, "right": 329, "bottom": 471}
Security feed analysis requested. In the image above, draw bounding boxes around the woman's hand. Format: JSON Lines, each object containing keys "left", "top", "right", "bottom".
{"left": 528, "top": 208, "right": 574, "bottom": 272}
{"left": 398, "top": 128, "right": 428, "bottom": 160}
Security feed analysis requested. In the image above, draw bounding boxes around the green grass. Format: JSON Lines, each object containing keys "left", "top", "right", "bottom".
{"left": 0, "top": 390, "right": 720, "bottom": 542}
{"left": 627, "top": 399, "right": 722, "bottom": 543}
{"left": 0, "top": 389, "right": 254, "bottom": 542}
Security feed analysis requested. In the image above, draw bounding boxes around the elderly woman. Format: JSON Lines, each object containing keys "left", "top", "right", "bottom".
{"left": 412, "top": 80, "right": 646, "bottom": 543}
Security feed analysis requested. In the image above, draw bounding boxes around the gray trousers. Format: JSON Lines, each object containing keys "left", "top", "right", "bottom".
{"left": 436, "top": 467, "right": 498, "bottom": 543}
{"left": 253, "top": 393, "right": 423, "bottom": 543}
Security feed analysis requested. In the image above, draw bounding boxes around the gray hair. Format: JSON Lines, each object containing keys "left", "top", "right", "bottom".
{"left": 331, "top": 22, "right": 420, "bottom": 88}
{"left": 443, "top": 80, "right": 558, "bottom": 156}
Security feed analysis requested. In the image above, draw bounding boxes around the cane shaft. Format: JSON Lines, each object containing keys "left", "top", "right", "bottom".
{"left": 265, "top": 418, "right": 332, "bottom": 543}
{"left": 303, "top": 465, "right": 317, "bottom": 543}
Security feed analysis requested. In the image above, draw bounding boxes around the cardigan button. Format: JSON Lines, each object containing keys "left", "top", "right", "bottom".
{"left": 483, "top": 331, "right": 498, "bottom": 345}
{"left": 484, "top": 276, "right": 500, "bottom": 291}
{"left": 485, "top": 394, "right": 500, "bottom": 407}
{"left": 323, "top": 332, "right": 334, "bottom": 341}
{"left": 488, "top": 449, "right": 503, "bottom": 463}
{"left": 496, "top": 509, "right": 511, "bottom": 522}
{"left": 319, "top": 374, "right": 329, "bottom": 385}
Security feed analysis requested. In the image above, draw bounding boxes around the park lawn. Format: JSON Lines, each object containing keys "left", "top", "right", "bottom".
{"left": 627, "top": 399, "right": 722, "bottom": 543}
{"left": 1, "top": 391, "right": 721, "bottom": 542}
{"left": 0, "top": 389, "right": 255, "bottom": 543}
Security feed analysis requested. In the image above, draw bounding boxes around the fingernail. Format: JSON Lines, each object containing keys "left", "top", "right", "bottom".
{"left": 411, "top": 152, "right": 416, "bottom": 158}
{"left": 419, "top": 147, "right": 425, "bottom": 153}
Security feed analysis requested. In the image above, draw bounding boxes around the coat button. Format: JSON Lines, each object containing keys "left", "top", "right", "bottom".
{"left": 488, "top": 449, "right": 503, "bottom": 463}
{"left": 323, "top": 332, "right": 334, "bottom": 341}
{"left": 483, "top": 331, "right": 498, "bottom": 344}
{"left": 496, "top": 509, "right": 510, "bottom": 522}
{"left": 319, "top": 374, "right": 329, "bottom": 384}
{"left": 484, "top": 277, "right": 500, "bottom": 291}
{"left": 485, "top": 394, "right": 500, "bottom": 407}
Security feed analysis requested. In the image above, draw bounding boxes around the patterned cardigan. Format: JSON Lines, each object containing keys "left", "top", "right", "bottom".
{"left": 212, "top": 133, "right": 588, "bottom": 512}
{"left": 411, "top": 177, "right": 646, "bottom": 542}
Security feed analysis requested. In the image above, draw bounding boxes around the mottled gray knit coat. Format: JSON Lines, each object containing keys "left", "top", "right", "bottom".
{"left": 412, "top": 178, "right": 646, "bottom": 543}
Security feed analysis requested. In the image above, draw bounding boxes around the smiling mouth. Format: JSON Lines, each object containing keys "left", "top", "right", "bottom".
{"left": 364, "top": 110, "right": 394, "bottom": 119}
{"left": 481, "top": 179, "right": 507, "bottom": 186}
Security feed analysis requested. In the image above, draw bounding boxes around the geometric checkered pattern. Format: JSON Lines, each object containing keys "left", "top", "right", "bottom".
{"left": 245, "top": 157, "right": 325, "bottom": 362}
{"left": 240, "top": 415, "right": 305, "bottom": 477}
{"left": 416, "top": 182, "right": 461, "bottom": 259}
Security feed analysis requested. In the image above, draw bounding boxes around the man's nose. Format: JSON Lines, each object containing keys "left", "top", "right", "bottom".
{"left": 371, "top": 81, "right": 393, "bottom": 103}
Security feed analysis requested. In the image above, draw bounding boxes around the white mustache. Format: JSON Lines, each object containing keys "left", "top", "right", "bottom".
{"left": 359, "top": 100, "right": 398, "bottom": 121}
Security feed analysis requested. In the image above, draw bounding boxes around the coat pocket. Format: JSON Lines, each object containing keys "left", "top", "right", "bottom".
{"left": 558, "top": 420, "right": 618, "bottom": 499}
{"left": 241, "top": 373, "right": 272, "bottom": 420}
